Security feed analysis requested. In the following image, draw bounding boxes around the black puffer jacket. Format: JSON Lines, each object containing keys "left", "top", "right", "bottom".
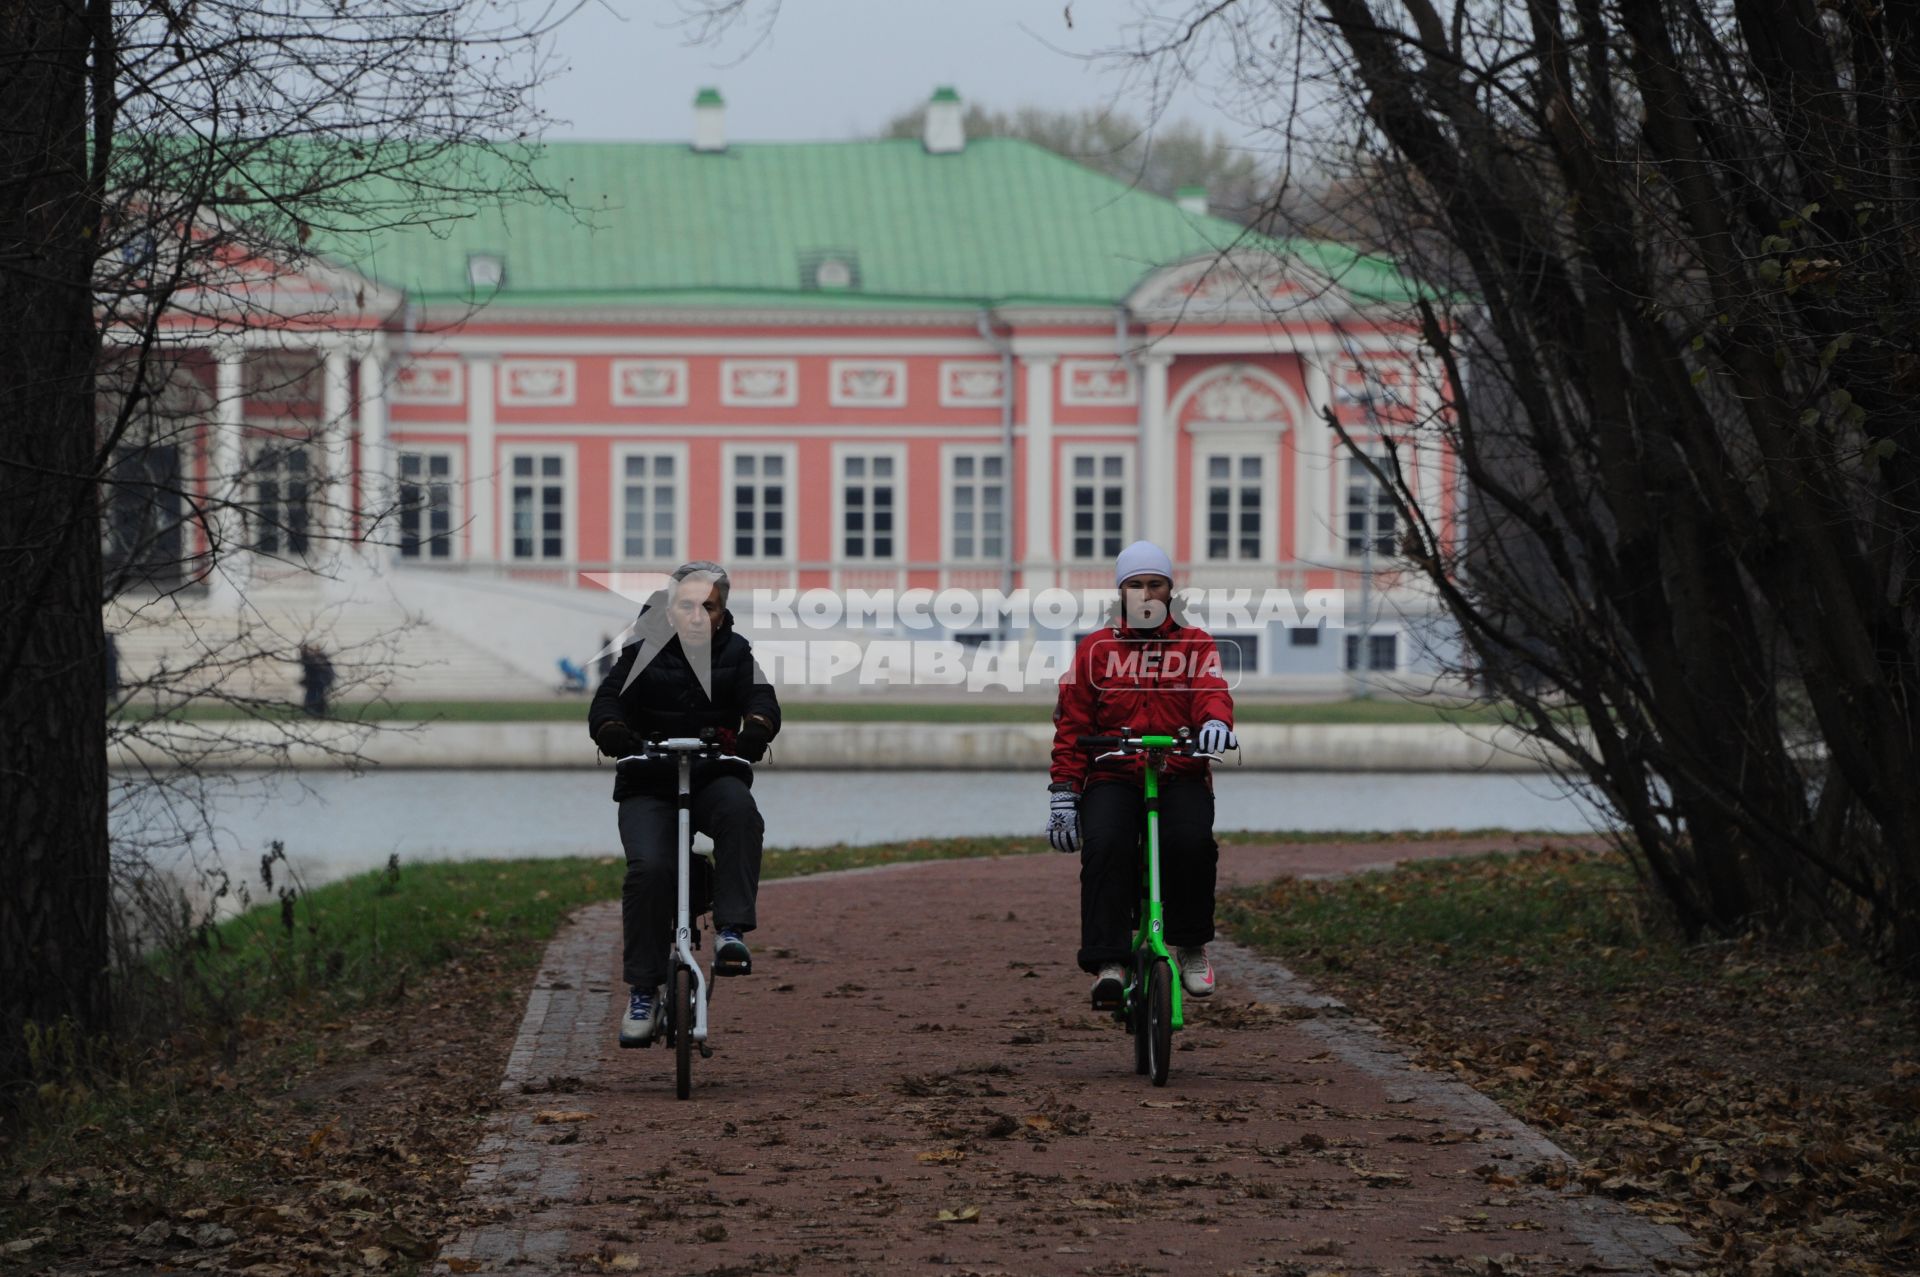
{"left": 587, "top": 598, "right": 781, "bottom": 801}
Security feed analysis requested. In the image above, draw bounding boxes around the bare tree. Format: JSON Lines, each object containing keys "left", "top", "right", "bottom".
{"left": 1113, "top": 0, "right": 1920, "bottom": 969}
{"left": 0, "top": 0, "right": 578, "bottom": 1088}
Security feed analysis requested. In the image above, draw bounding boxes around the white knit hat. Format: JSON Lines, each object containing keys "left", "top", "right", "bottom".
{"left": 1114, "top": 539, "right": 1174, "bottom": 587}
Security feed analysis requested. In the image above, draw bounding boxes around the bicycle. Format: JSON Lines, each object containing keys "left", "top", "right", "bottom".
{"left": 1075, "top": 727, "right": 1229, "bottom": 1086}
{"left": 615, "top": 729, "right": 750, "bottom": 1100}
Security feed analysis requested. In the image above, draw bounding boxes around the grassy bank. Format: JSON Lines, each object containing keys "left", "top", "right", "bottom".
{"left": 121, "top": 696, "right": 1529, "bottom": 726}
{"left": 1221, "top": 848, "right": 1920, "bottom": 1276}
{"left": 0, "top": 833, "right": 1055, "bottom": 1273}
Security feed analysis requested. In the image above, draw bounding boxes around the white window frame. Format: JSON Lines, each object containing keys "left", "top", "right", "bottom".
{"left": 1342, "top": 442, "right": 1399, "bottom": 561}
{"left": 610, "top": 443, "right": 688, "bottom": 565}
{"left": 723, "top": 443, "right": 798, "bottom": 564}
{"left": 1191, "top": 439, "right": 1279, "bottom": 564}
{"left": 244, "top": 433, "right": 316, "bottom": 559}
{"left": 1060, "top": 447, "right": 1134, "bottom": 563}
{"left": 941, "top": 445, "right": 1010, "bottom": 564}
{"left": 832, "top": 443, "right": 907, "bottom": 564}
{"left": 501, "top": 444, "right": 577, "bottom": 563}
{"left": 396, "top": 444, "right": 463, "bottom": 562}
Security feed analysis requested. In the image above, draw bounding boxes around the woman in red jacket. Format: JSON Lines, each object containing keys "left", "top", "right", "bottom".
{"left": 1047, "top": 541, "right": 1238, "bottom": 1009}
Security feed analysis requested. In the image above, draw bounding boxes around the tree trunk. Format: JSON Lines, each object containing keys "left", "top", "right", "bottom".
{"left": 0, "top": 2, "right": 112, "bottom": 1085}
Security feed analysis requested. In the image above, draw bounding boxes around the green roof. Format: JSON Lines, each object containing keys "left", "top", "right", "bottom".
{"left": 318, "top": 138, "right": 1420, "bottom": 311}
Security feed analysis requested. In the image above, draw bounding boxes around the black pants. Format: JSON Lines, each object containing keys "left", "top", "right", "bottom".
{"left": 1077, "top": 778, "right": 1218, "bottom": 973}
{"left": 617, "top": 775, "right": 764, "bottom": 990}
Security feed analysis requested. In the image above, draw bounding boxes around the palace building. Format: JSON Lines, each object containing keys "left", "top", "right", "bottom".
{"left": 111, "top": 89, "right": 1459, "bottom": 695}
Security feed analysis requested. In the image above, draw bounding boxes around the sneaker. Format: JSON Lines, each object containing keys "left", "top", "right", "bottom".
{"left": 619, "top": 987, "right": 660, "bottom": 1047}
{"left": 714, "top": 928, "right": 752, "bottom": 976}
{"left": 1176, "top": 946, "right": 1215, "bottom": 998}
{"left": 1090, "top": 963, "right": 1127, "bottom": 1010}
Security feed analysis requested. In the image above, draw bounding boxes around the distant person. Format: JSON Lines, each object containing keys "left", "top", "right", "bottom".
{"left": 104, "top": 633, "right": 120, "bottom": 696}
{"left": 298, "top": 643, "right": 335, "bottom": 717}
{"left": 589, "top": 561, "right": 780, "bottom": 1047}
{"left": 596, "top": 633, "right": 616, "bottom": 681}
{"left": 1046, "top": 540, "right": 1237, "bottom": 1008}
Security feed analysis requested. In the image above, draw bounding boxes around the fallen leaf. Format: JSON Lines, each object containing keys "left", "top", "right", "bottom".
{"left": 534, "top": 1109, "right": 593, "bottom": 1124}
{"left": 935, "top": 1204, "right": 981, "bottom": 1223}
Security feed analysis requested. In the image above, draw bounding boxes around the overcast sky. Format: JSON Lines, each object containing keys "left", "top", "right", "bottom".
{"left": 532, "top": 1, "right": 1266, "bottom": 147}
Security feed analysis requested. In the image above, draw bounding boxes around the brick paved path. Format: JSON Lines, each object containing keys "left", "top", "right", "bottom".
{"left": 437, "top": 837, "right": 1688, "bottom": 1275}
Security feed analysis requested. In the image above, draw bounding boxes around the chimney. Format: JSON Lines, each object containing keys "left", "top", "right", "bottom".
{"left": 923, "top": 86, "right": 965, "bottom": 154}
{"left": 692, "top": 87, "right": 726, "bottom": 153}
{"left": 1177, "top": 185, "right": 1209, "bottom": 216}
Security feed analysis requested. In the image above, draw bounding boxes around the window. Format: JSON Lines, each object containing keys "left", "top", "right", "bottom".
{"left": 949, "top": 451, "right": 1006, "bottom": 561}
{"left": 103, "top": 443, "right": 185, "bottom": 587}
{"left": 1203, "top": 453, "right": 1264, "bottom": 561}
{"left": 1068, "top": 452, "right": 1129, "bottom": 561}
{"left": 249, "top": 440, "right": 311, "bottom": 557}
{"left": 1345, "top": 451, "right": 1398, "bottom": 558}
{"left": 840, "top": 452, "right": 898, "bottom": 560}
{"left": 1212, "top": 633, "right": 1259, "bottom": 678}
{"left": 397, "top": 450, "right": 456, "bottom": 560}
{"left": 1345, "top": 631, "right": 1399, "bottom": 671}
{"left": 731, "top": 451, "right": 787, "bottom": 560}
{"left": 619, "top": 451, "right": 679, "bottom": 562}
{"left": 1289, "top": 626, "right": 1321, "bottom": 647}
{"left": 509, "top": 452, "right": 567, "bottom": 561}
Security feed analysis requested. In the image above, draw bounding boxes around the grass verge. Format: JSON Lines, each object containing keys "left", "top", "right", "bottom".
{"left": 0, "top": 833, "right": 1049, "bottom": 1274}
{"left": 1221, "top": 847, "right": 1920, "bottom": 1277}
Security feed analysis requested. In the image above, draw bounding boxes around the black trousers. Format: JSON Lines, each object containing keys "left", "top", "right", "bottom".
{"left": 1077, "top": 778, "right": 1218, "bottom": 973}
{"left": 617, "top": 775, "right": 764, "bottom": 990}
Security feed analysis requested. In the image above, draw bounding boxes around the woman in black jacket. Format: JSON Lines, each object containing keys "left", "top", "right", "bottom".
{"left": 589, "top": 561, "right": 780, "bottom": 1047}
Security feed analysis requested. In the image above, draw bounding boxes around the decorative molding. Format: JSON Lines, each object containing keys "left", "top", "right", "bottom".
{"left": 1060, "top": 359, "right": 1136, "bottom": 405}
{"left": 829, "top": 360, "right": 908, "bottom": 408}
{"left": 499, "top": 359, "right": 576, "bottom": 406}
{"left": 939, "top": 360, "right": 1006, "bottom": 407}
{"left": 721, "top": 359, "right": 799, "bottom": 407}
{"left": 390, "top": 358, "right": 464, "bottom": 406}
{"left": 1126, "top": 249, "right": 1361, "bottom": 323}
{"left": 1169, "top": 363, "right": 1304, "bottom": 436}
{"left": 610, "top": 359, "right": 688, "bottom": 406}
{"left": 1194, "top": 370, "right": 1286, "bottom": 423}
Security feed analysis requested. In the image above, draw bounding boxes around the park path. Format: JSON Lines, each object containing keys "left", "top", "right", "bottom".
{"left": 436, "top": 837, "right": 1689, "bottom": 1276}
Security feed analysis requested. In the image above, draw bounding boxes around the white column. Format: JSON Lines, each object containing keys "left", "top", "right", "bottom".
{"left": 467, "top": 357, "right": 496, "bottom": 564}
{"left": 1299, "top": 354, "right": 1335, "bottom": 564}
{"left": 1021, "top": 355, "right": 1056, "bottom": 589}
{"left": 357, "top": 347, "right": 388, "bottom": 564}
{"left": 204, "top": 346, "right": 249, "bottom": 611}
{"left": 320, "top": 344, "right": 352, "bottom": 554}
{"left": 1138, "top": 353, "right": 1175, "bottom": 553}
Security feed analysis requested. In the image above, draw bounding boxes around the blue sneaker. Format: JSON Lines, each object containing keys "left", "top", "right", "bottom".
{"left": 619, "top": 987, "right": 660, "bottom": 1047}
{"left": 714, "top": 928, "right": 752, "bottom": 976}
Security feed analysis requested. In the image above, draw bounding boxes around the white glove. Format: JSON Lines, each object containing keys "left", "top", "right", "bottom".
{"left": 1197, "top": 719, "right": 1237, "bottom": 755}
{"left": 1047, "top": 787, "right": 1080, "bottom": 852}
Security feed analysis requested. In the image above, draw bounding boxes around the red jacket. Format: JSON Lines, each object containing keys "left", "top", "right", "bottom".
{"left": 1050, "top": 616, "right": 1235, "bottom": 791}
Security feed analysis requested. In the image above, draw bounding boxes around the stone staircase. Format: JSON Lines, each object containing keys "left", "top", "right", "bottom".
{"left": 107, "top": 584, "right": 552, "bottom": 705}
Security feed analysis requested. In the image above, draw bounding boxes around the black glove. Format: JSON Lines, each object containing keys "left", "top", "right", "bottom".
{"left": 735, "top": 720, "right": 773, "bottom": 763}
{"left": 595, "top": 720, "right": 641, "bottom": 759}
